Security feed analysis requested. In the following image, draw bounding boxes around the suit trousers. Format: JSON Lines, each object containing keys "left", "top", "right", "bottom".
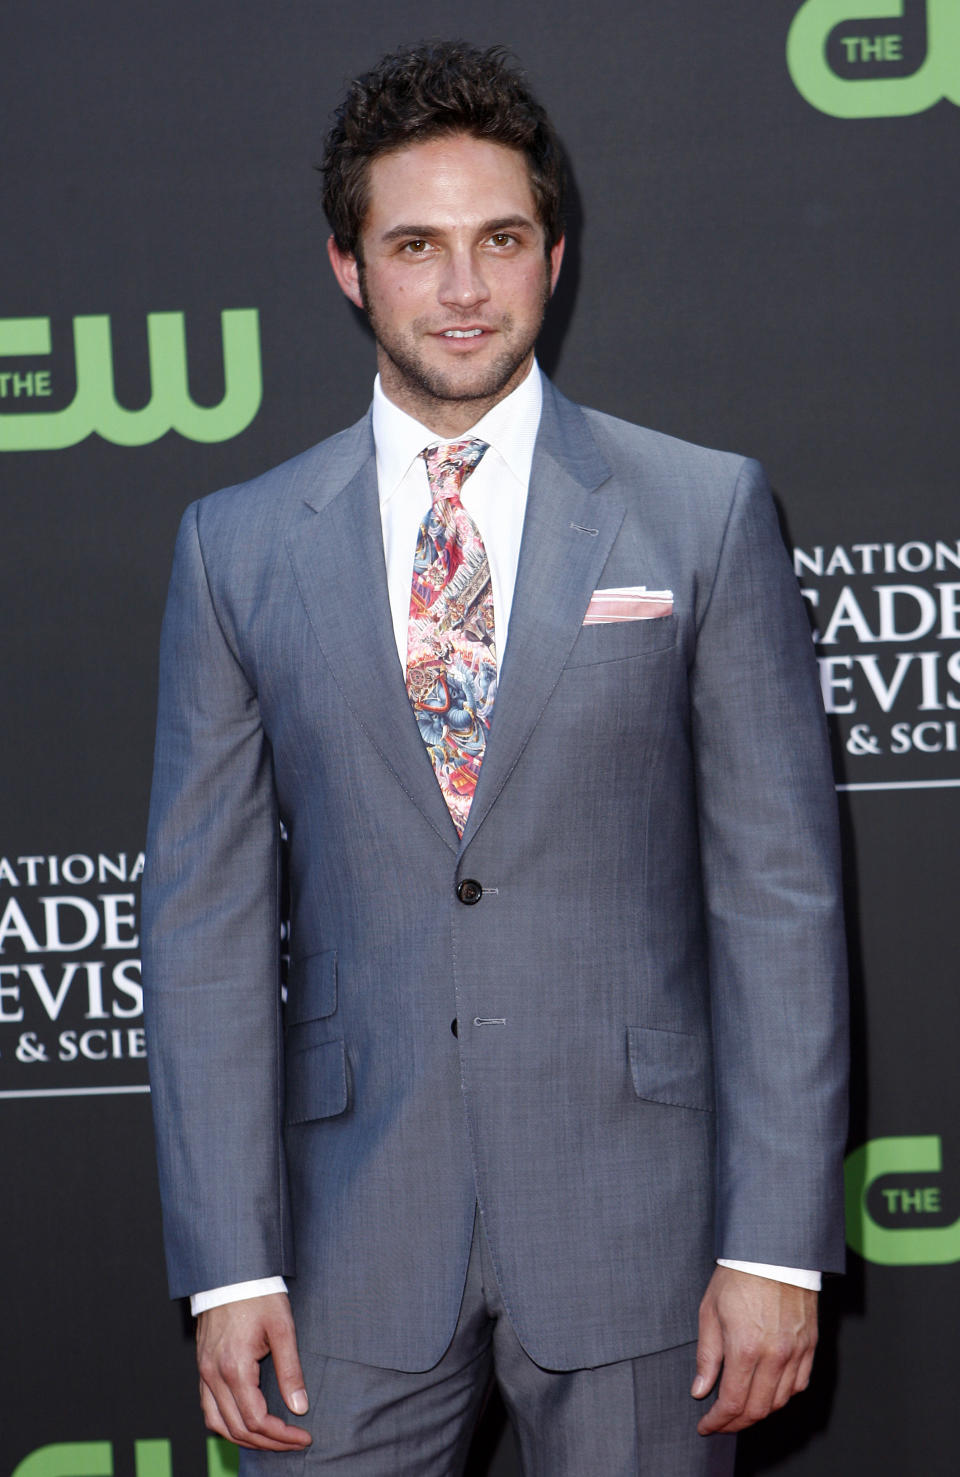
{"left": 241, "top": 1211, "right": 736, "bottom": 1477}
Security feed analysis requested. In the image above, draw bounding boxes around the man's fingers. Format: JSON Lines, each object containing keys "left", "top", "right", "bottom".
{"left": 701, "top": 1342, "right": 796, "bottom": 1434}
{"left": 229, "top": 1352, "right": 309, "bottom": 1447}
{"left": 195, "top": 1294, "right": 312, "bottom": 1452}
{"left": 700, "top": 1340, "right": 815, "bottom": 1433}
{"left": 796, "top": 1341, "right": 816, "bottom": 1393}
{"left": 769, "top": 1335, "right": 815, "bottom": 1416}
{"left": 200, "top": 1370, "right": 259, "bottom": 1447}
{"left": 200, "top": 1366, "right": 311, "bottom": 1451}
{"left": 693, "top": 1267, "right": 819, "bottom": 1433}
{"left": 797, "top": 1322, "right": 817, "bottom": 1386}
{"left": 696, "top": 1349, "right": 757, "bottom": 1435}
{"left": 198, "top": 1378, "right": 234, "bottom": 1442}
{"left": 771, "top": 1360, "right": 800, "bottom": 1415}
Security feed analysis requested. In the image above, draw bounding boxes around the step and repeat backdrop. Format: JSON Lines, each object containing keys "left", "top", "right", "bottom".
{"left": 2, "top": 2, "right": 957, "bottom": 1473}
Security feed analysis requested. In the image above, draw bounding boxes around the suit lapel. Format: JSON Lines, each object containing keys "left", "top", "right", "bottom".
{"left": 459, "top": 385, "right": 624, "bottom": 851}
{"left": 285, "top": 386, "right": 624, "bottom": 857}
{"left": 286, "top": 427, "right": 459, "bottom": 853}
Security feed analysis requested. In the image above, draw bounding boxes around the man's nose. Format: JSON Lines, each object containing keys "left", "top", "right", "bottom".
{"left": 438, "top": 248, "right": 491, "bottom": 310}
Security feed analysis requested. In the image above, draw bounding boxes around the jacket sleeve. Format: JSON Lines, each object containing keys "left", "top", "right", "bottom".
{"left": 690, "top": 459, "right": 849, "bottom": 1273}
{"left": 141, "top": 500, "right": 292, "bottom": 1299}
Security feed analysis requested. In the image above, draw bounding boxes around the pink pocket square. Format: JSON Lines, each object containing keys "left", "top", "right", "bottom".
{"left": 582, "top": 587, "right": 674, "bottom": 624}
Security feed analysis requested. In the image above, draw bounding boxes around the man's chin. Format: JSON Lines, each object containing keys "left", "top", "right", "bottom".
{"left": 384, "top": 348, "right": 532, "bottom": 408}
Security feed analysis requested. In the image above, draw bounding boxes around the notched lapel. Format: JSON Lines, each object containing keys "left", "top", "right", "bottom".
{"left": 286, "top": 456, "right": 459, "bottom": 853}
{"left": 459, "top": 393, "right": 625, "bottom": 851}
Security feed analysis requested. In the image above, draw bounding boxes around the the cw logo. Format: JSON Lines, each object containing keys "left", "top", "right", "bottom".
{"left": 11, "top": 1438, "right": 237, "bottom": 1477}
{"left": 787, "top": 0, "right": 960, "bottom": 117}
{"left": 0, "top": 309, "right": 261, "bottom": 450}
{"left": 845, "top": 1135, "right": 960, "bottom": 1264}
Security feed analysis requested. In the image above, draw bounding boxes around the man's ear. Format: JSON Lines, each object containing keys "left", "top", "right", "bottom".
{"left": 327, "top": 235, "right": 364, "bottom": 309}
{"left": 548, "top": 234, "right": 565, "bottom": 296}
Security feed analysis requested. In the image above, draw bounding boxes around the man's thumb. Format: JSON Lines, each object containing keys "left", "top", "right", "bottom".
{"left": 270, "top": 1316, "right": 309, "bottom": 1415}
{"left": 692, "top": 1310, "right": 722, "bottom": 1399}
{"left": 285, "top": 1384, "right": 309, "bottom": 1417}
{"left": 278, "top": 1362, "right": 309, "bottom": 1417}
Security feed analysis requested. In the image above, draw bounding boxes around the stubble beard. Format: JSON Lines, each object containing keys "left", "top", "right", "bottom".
{"left": 359, "top": 263, "right": 551, "bottom": 417}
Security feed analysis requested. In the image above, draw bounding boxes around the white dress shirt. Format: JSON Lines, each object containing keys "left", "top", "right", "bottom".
{"left": 191, "top": 364, "right": 818, "bottom": 1313}
{"left": 374, "top": 360, "right": 542, "bottom": 675}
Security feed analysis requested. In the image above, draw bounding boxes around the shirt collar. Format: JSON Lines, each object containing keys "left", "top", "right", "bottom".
{"left": 372, "top": 361, "right": 543, "bottom": 506}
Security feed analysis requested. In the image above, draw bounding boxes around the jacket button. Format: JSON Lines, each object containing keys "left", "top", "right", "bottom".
{"left": 456, "top": 879, "right": 483, "bottom": 905}
{"left": 451, "top": 1018, "right": 459, "bottom": 1037}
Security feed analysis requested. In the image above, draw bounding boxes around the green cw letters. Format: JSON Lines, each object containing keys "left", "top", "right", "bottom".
{"left": 787, "top": 0, "right": 960, "bottom": 117}
{"left": 0, "top": 310, "right": 261, "bottom": 450}
{"left": 11, "top": 1438, "right": 238, "bottom": 1477}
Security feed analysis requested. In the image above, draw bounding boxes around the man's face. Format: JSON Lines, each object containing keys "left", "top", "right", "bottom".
{"left": 328, "top": 133, "right": 564, "bottom": 435}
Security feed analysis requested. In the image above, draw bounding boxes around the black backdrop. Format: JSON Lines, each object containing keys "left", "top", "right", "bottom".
{"left": 3, "top": 3, "right": 958, "bottom": 1473}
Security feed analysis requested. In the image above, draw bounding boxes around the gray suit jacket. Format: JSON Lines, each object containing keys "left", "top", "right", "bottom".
{"left": 142, "top": 378, "right": 848, "bottom": 1373}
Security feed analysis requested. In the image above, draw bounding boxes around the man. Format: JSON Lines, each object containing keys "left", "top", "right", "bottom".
{"left": 143, "top": 41, "right": 848, "bottom": 1476}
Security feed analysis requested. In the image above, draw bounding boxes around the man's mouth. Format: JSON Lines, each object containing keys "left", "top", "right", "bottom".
{"left": 440, "top": 328, "right": 485, "bottom": 338}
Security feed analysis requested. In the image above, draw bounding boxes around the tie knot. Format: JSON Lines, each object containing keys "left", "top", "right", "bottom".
{"left": 421, "top": 438, "right": 489, "bottom": 503}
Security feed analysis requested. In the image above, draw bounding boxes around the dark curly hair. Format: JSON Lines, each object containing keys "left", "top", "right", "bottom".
{"left": 320, "top": 41, "right": 566, "bottom": 261}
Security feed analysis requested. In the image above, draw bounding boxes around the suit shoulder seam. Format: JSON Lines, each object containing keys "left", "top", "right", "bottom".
{"left": 190, "top": 500, "right": 253, "bottom": 681}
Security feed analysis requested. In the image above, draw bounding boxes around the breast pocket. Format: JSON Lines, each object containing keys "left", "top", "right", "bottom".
{"left": 565, "top": 613, "right": 678, "bottom": 668}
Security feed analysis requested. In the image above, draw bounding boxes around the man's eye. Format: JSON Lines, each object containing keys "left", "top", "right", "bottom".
{"left": 488, "top": 233, "right": 514, "bottom": 247}
{"left": 403, "top": 239, "right": 429, "bottom": 254}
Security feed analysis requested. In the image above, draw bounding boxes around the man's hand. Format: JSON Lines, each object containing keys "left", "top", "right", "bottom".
{"left": 691, "top": 1266, "right": 818, "bottom": 1435}
{"left": 196, "top": 1292, "right": 312, "bottom": 1451}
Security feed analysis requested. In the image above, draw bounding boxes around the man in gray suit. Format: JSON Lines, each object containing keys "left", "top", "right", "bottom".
{"left": 143, "top": 41, "right": 848, "bottom": 1476}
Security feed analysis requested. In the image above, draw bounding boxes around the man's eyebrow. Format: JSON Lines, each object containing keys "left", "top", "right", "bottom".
{"left": 481, "top": 216, "right": 538, "bottom": 235}
{"left": 379, "top": 215, "right": 538, "bottom": 244}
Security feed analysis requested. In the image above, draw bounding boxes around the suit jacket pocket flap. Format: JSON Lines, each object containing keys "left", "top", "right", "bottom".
{"left": 286, "top": 948, "right": 338, "bottom": 1024}
{"left": 285, "top": 1037, "right": 348, "bottom": 1125}
{"left": 627, "top": 1025, "right": 713, "bottom": 1112}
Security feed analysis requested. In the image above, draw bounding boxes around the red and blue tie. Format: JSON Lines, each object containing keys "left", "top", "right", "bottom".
{"left": 406, "top": 439, "right": 496, "bottom": 835}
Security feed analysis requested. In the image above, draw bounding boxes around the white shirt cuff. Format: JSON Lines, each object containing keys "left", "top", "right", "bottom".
{"left": 190, "top": 1276, "right": 288, "bottom": 1316}
{"left": 717, "top": 1259, "right": 821, "bottom": 1291}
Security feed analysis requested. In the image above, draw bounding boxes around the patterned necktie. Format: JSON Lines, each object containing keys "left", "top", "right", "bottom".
{"left": 406, "top": 438, "right": 496, "bottom": 836}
